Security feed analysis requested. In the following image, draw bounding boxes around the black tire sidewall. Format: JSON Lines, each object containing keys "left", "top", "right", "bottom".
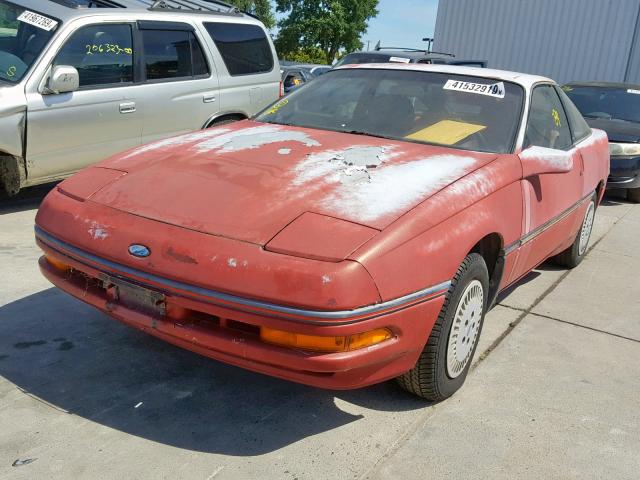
{"left": 434, "top": 253, "right": 490, "bottom": 398}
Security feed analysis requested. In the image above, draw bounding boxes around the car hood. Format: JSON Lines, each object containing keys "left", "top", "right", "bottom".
{"left": 90, "top": 121, "right": 496, "bottom": 245}
{"left": 585, "top": 117, "right": 640, "bottom": 143}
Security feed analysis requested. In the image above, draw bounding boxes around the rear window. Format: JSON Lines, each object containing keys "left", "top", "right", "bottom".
{"left": 142, "top": 29, "right": 209, "bottom": 80}
{"left": 204, "top": 22, "right": 273, "bottom": 76}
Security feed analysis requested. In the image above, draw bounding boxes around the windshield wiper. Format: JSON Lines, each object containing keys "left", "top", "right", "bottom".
{"left": 345, "top": 130, "right": 397, "bottom": 141}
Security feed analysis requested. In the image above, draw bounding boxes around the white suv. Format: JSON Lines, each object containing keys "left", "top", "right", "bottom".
{"left": 0, "top": 0, "right": 281, "bottom": 196}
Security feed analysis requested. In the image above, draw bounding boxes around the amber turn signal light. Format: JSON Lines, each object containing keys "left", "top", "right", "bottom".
{"left": 45, "top": 254, "right": 71, "bottom": 272}
{"left": 260, "top": 327, "right": 393, "bottom": 352}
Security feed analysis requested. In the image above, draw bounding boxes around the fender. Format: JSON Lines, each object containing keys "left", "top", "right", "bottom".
{"left": 202, "top": 111, "right": 249, "bottom": 129}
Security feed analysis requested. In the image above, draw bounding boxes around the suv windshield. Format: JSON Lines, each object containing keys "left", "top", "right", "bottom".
{"left": 0, "top": 1, "right": 58, "bottom": 83}
{"left": 257, "top": 68, "right": 524, "bottom": 154}
{"left": 563, "top": 85, "right": 640, "bottom": 124}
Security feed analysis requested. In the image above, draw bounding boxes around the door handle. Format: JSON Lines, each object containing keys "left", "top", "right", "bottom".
{"left": 203, "top": 94, "right": 216, "bottom": 103}
{"left": 119, "top": 102, "right": 136, "bottom": 114}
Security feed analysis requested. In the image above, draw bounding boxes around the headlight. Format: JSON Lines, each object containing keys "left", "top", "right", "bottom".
{"left": 266, "top": 212, "right": 378, "bottom": 262}
{"left": 57, "top": 167, "right": 126, "bottom": 201}
{"left": 609, "top": 142, "right": 640, "bottom": 156}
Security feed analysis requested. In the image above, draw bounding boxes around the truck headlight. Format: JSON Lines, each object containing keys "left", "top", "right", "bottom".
{"left": 609, "top": 142, "right": 640, "bottom": 156}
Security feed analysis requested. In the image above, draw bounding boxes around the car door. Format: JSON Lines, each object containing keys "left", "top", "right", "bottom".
{"left": 134, "top": 21, "right": 219, "bottom": 145}
{"left": 512, "top": 84, "right": 585, "bottom": 277}
{"left": 25, "top": 22, "right": 142, "bottom": 180}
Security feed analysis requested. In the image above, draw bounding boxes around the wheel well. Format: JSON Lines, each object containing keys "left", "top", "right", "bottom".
{"left": 204, "top": 113, "right": 247, "bottom": 128}
{"left": 596, "top": 180, "right": 605, "bottom": 205}
{"left": 470, "top": 233, "right": 504, "bottom": 308}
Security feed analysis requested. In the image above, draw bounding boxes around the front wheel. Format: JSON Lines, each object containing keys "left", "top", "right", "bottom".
{"left": 553, "top": 194, "right": 596, "bottom": 268}
{"left": 396, "top": 253, "right": 489, "bottom": 401}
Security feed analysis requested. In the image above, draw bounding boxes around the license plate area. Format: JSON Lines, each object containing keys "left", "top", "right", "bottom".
{"left": 99, "top": 274, "right": 166, "bottom": 318}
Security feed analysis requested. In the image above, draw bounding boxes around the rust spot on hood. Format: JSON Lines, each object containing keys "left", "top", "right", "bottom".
{"left": 166, "top": 246, "right": 198, "bottom": 264}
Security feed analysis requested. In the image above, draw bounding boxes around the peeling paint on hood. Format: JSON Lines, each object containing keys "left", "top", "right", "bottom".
{"left": 191, "top": 124, "right": 320, "bottom": 153}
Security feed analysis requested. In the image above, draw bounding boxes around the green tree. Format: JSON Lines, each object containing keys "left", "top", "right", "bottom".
{"left": 275, "top": 0, "right": 379, "bottom": 65}
{"left": 227, "top": 0, "right": 276, "bottom": 30}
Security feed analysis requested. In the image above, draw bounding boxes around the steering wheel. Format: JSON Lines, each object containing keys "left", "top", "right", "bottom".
{"left": 0, "top": 52, "right": 27, "bottom": 81}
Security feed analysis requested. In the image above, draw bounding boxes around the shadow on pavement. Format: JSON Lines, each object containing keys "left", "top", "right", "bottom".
{"left": 0, "top": 182, "right": 59, "bottom": 215}
{"left": 0, "top": 288, "right": 428, "bottom": 456}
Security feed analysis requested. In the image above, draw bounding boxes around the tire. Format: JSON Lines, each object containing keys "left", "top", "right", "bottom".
{"left": 553, "top": 193, "right": 597, "bottom": 268}
{"left": 628, "top": 188, "right": 640, "bottom": 203}
{"left": 396, "top": 253, "right": 489, "bottom": 401}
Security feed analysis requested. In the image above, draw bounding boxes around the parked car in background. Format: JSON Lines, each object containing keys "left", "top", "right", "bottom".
{"left": 334, "top": 46, "right": 487, "bottom": 68}
{"left": 280, "top": 63, "right": 332, "bottom": 94}
{"left": 36, "top": 64, "right": 608, "bottom": 400}
{"left": 0, "top": 0, "right": 280, "bottom": 196}
{"left": 563, "top": 82, "right": 640, "bottom": 202}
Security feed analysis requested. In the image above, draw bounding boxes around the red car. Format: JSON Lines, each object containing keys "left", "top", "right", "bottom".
{"left": 35, "top": 65, "right": 609, "bottom": 400}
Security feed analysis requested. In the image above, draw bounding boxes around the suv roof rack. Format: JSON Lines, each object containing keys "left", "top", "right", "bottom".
{"left": 147, "top": 0, "right": 243, "bottom": 14}
{"left": 53, "top": 0, "right": 255, "bottom": 17}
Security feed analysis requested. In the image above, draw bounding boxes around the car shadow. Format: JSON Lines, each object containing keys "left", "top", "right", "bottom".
{"left": 0, "top": 182, "right": 59, "bottom": 215}
{"left": 0, "top": 288, "right": 429, "bottom": 456}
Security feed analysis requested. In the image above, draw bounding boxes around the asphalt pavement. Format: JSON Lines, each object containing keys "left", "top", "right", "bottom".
{"left": 0, "top": 186, "right": 638, "bottom": 480}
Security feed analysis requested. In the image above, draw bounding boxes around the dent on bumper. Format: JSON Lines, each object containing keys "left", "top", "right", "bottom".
{"left": 37, "top": 230, "right": 450, "bottom": 390}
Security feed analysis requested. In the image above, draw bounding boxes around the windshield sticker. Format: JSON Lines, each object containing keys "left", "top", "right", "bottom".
{"left": 551, "top": 108, "right": 562, "bottom": 127}
{"left": 405, "top": 120, "right": 487, "bottom": 145}
{"left": 17, "top": 11, "right": 58, "bottom": 31}
{"left": 389, "top": 56, "right": 411, "bottom": 64}
{"left": 6, "top": 66, "right": 17, "bottom": 78}
{"left": 627, "top": 89, "right": 640, "bottom": 95}
{"left": 266, "top": 98, "right": 288, "bottom": 115}
{"left": 444, "top": 79, "right": 505, "bottom": 99}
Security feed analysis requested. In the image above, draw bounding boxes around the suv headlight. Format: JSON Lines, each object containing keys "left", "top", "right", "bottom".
{"left": 609, "top": 142, "right": 640, "bottom": 156}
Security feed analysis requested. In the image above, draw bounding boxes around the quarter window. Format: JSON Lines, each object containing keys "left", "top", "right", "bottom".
{"left": 525, "top": 85, "right": 572, "bottom": 151}
{"left": 54, "top": 24, "right": 133, "bottom": 88}
{"left": 204, "top": 22, "right": 273, "bottom": 75}
{"left": 142, "top": 29, "right": 209, "bottom": 80}
{"left": 556, "top": 86, "right": 592, "bottom": 144}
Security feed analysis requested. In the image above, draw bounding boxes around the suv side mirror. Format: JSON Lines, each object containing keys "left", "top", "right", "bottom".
{"left": 45, "top": 65, "right": 79, "bottom": 94}
{"left": 519, "top": 145, "right": 574, "bottom": 176}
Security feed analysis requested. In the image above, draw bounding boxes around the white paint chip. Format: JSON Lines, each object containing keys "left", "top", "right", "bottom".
{"left": 278, "top": 148, "right": 292, "bottom": 155}
{"left": 227, "top": 258, "right": 237, "bottom": 268}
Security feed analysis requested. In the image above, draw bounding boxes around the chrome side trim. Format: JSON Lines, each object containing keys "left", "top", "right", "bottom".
{"left": 503, "top": 192, "right": 593, "bottom": 256}
{"left": 35, "top": 226, "right": 450, "bottom": 324}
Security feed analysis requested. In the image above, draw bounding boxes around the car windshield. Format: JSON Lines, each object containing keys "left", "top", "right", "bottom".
{"left": 0, "top": 1, "right": 58, "bottom": 83}
{"left": 256, "top": 68, "right": 524, "bottom": 154}
{"left": 563, "top": 85, "right": 640, "bottom": 124}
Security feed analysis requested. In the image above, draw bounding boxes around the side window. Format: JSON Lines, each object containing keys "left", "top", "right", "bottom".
{"left": 555, "top": 86, "right": 592, "bottom": 144}
{"left": 54, "top": 24, "right": 133, "bottom": 88}
{"left": 141, "top": 29, "right": 209, "bottom": 80}
{"left": 204, "top": 22, "right": 273, "bottom": 75}
{"left": 525, "top": 85, "right": 572, "bottom": 150}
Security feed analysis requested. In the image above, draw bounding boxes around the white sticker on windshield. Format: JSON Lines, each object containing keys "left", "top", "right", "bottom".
{"left": 17, "top": 11, "right": 58, "bottom": 31}
{"left": 627, "top": 89, "right": 640, "bottom": 95}
{"left": 443, "top": 79, "right": 505, "bottom": 99}
{"left": 389, "top": 56, "right": 411, "bottom": 64}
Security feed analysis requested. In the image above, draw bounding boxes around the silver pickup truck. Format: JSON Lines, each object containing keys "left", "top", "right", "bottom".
{"left": 0, "top": 0, "right": 281, "bottom": 196}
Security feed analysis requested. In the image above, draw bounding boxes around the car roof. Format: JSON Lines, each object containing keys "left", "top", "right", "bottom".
{"left": 15, "top": 0, "right": 257, "bottom": 23}
{"left": 564, "top": 81, "right": 640, "bottom": 90}
{"left": 333, "top": 63, "right": 554, "bottom": 90}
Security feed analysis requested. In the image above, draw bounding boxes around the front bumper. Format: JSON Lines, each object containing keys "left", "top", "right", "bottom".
{"left": 37, "top": 229, "right": 449, "bottom": 390}
{"left": 607, "top": 155, "right": 640, "bottom": 189}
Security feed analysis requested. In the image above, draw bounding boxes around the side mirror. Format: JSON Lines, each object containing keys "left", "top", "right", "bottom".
{"left": 519, "top": 145, "right": 574, "bottom": 176}
{"left": 44, "top": 65, "right": 79, "bottom": 94}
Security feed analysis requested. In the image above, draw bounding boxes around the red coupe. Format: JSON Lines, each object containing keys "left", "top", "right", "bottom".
{"left": 36, "top": 65, "right": 609, "bottom": 400}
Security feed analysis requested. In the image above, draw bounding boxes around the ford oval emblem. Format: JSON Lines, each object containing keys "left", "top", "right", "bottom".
{"left": 128, "top": 244, "right": 151, "bottom": 258}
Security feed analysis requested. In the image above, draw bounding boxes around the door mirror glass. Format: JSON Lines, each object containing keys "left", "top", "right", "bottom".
{"left": 46, "top": 65, "right": 79, "bottom": 94}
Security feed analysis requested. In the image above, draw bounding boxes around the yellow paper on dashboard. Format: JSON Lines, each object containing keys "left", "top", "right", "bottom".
{"left": 406, "top": 120, "right": 486, "bottom": 145}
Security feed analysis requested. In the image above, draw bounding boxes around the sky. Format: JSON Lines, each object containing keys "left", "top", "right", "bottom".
{"left": 363, "top": 0, "right": 440, "bottom": 51}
